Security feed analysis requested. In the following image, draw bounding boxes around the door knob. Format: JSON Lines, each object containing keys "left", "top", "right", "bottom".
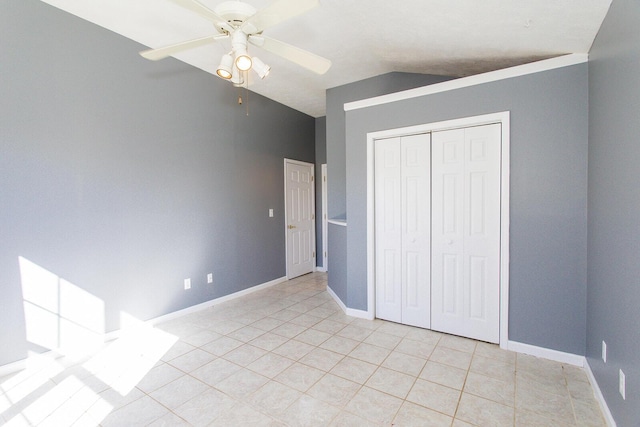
{"left": 288, "top": 225, "right": 297, "bottom": 229}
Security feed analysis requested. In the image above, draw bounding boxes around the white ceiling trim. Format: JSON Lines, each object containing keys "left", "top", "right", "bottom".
{"left": 345, "top": 53, "right": 589, "bottom": 112}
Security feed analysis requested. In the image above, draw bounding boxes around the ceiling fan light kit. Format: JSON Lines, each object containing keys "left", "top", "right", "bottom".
{"left": 235, "top": 52, "right": 253, "bottom": 72}
{"left": 231, "top": 66, "right": 245, "bottom": 87}
{"left": 216, "top": 53, "right": 234, "bottom": 79}
{"left": 139, "top": 0, "right": 331, "bottom": 87}
{"left": 252, "top": 57, "right": 271, "bottom": 79}
{"left": 231, "top": 30, "right": 253, "bottom": 72}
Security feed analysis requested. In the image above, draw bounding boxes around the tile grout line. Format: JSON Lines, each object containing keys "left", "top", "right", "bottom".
{"left": 5, "top": 273, "right": 606, "bottom": 427}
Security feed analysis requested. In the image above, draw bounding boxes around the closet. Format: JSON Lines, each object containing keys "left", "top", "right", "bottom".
{"left": 374, "top": 123, "right": 501, "bottom": 343}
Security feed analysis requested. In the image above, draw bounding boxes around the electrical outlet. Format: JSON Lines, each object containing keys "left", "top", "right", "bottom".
{"left": 269, "top": 209, "right": 274, "bottom": 217}
{"left": 184, "top": 278, "right": 191, "bottom": 290}
{"left": 602, "top": 341, "right": 607, "bottom": 363}
{"left": 619, "top": 369, "right": 626, "bottom": 400}
{"left": 207, "top": 273, "right": 213, "bottom": 284}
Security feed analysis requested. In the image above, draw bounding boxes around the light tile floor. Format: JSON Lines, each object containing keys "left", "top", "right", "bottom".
{"left": 0, "top": 272, "right": 607, "bottom": 426}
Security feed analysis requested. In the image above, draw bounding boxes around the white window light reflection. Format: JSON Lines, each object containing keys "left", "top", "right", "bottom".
{"left": 11, "top": 256, "right": 179, "bottom": 425}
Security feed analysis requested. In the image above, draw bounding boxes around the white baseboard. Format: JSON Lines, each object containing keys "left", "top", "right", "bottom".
{"left": 315, "top": 266, "right": 327, "bottom": 273}
{"left": 326, "top": 285, "right": 346, "bottom": 311}
{"left": 148, "top": 276, "right": 287, "bottom": 326}
{"left": 325, "top": 289, "right": 614, "bottom": 425}
{"left": 500, "top": 341, "right": 615, "bottom": 426}
{"left": 346, "top": 307, "right": 373, "bottom": 320}
{"left": 326, "top": 286, "right": 374, "bottom": 320}
{"left": 0, "top": 359, "right": 24, "bottom": 378}
{"left": 0, "top": 276, "right": 287, "bottom": 377}
{"left": 0, "top": 355, "right": 45, "bottom": 378}
{"left": 506, "top": 340, "right": 585, "bottom": 366}
{"left": 323, "top": 294, "right": 616, "bottom": 424}
{"left": 584, "top": 359, "right": 617, "bottom": 427}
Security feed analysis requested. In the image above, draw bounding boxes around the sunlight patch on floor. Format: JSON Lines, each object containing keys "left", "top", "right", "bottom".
{"left": 2, "top": 257, "right": 180, "bottom": 425}
{"left": 83, "top": 322, "right": 178, "bottom": 396}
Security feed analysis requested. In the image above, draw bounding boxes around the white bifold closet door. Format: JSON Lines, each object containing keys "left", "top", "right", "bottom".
{"left": 375, "top": 133, "right": 431, "bottom": 328}
{"left": 431, "top": 124, "right": 501, "bottom": 343}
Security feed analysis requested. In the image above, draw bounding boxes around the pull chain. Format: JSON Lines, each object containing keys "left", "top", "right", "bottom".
{"left": 235, "top": 70, "right": 249, "bottom": 116}
{"left": 245, "top": 74, "right": 249, "bottom": 116}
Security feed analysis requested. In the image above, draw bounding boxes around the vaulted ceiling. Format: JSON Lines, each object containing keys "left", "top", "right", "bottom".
{"left": 41, "top": 0, "right": 612, "bottom": 117}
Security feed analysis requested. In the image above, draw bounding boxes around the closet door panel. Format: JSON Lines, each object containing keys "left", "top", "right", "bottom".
{"left": 400, "top": 133, "right": 431, "bottom": 328}
{"left": 432, "top": 124, "right": 501, "bottom": 343}
{"left": 375, "top": 138, "right": 402, "bottom": 323}
{"left": 463, "top": 124, "right": 501, "bottom": 341}
{"left": 432, "top": 129, "right": 465, "bottom": 326}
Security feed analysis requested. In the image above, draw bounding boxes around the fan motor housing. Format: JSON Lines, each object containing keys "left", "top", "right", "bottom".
{"left": 214, "top": 1, "right": 257, "bottom": 31}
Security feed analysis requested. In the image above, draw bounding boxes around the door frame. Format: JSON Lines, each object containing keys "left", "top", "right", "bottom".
{"left": 284, "top": 158, "right": 316, "bottom": 280}
{"left": 321, "top": 164, "right": 328, "bottom": 272}
{"left": 366, "top": 111, "right": 511, "bottom": 347}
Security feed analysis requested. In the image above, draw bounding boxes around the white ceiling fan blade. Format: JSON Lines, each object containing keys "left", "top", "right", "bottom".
{"left": 252, "top": 35, "right": 331, "bottom": 75}
{"left": 140, "top": 34, "right": 228, "bottom": 61}
{"left": 241, "top": 0, "right": 319, "bottom": 34}
{"left": 170, "top": 0, "right": 234, "bottom": 32}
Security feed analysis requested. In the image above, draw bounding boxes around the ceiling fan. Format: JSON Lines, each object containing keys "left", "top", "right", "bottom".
{"left": 139, "top": 0, "right": 332, "bottom": 86}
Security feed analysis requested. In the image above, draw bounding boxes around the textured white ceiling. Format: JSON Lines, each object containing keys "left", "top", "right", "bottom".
{"left": 41, "top": 0, "right": 611, "bottom": 117}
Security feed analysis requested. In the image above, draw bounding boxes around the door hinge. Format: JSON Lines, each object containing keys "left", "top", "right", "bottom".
{"left": 311, "top": 175, "right": 314, "bottom": 182}
{"left": 312, "top": 214, "right": 315, "bottom": 220}
{"left": 324, "top": 251, "right": 327, "bottom": 257}
{"left": 323, "top": 176, "right": 326, "bottom": 182}
{"left": 313, "top": 251, "right": 316, "bottom": 258}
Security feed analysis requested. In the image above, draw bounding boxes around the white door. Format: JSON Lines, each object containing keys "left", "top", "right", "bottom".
{"left": 375, "top": 134, "right": 431, "bottom": 328}
{"left": 431, "top": 124, "right": 501, "bottom": 343}
{"left": 285, "top": 159, "right": 316, "bottom": 279}
{"left": 375, "top": 137, "right": 402, "bottom": 323}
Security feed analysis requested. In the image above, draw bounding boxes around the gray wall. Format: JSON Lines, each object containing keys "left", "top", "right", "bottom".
{"left": 315, "top": 116, "right": 326, "bottom": 268}
{"left": 326, "top": 73, "right": 452, "bottom": 219}
{"left": 325, "top": 73, "right": 452, "bottom": 304}
{"left": 587, "top": 0, "right": 640, "bottom": 424}
{"left": 0, "top": 0, "right": 314, "bottom": 366}
{"left": 345, "top": 65, "right": 589, "bottom": 355}
{"left": 327, "top": 223, "right": 347, "bottom": 303}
